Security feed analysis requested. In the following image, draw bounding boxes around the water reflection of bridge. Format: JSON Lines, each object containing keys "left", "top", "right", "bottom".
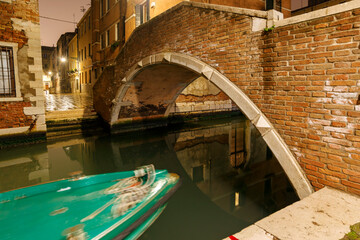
{"left": 0, "top": 117, "right": 298, "bottom": 238}
{"left": 168, "top": 119, "right": 297, "bottom": 222}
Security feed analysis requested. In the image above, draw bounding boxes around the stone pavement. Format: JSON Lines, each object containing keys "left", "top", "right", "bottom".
{"left": 45, "top": 93, "right": 96, "bottom": 120}
{"left": 224, "top": 187, "right": 360, "bottom": 240}
{"left": 45, "top": 93, "right": 93, "bottom": 112}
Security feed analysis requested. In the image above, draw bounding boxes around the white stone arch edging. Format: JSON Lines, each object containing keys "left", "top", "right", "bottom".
{"left": 112, "top": 52, "right": 314, "bottom": 199}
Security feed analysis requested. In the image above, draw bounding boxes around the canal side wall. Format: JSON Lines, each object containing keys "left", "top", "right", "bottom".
{"left": 0, "top": 0, "right": 46, "bottom": 141}
{"left": 94, "top": 1, "right": 360, "bottom": 196}
{"left": 262, "top": 0, "right": 360, "bottom": 195}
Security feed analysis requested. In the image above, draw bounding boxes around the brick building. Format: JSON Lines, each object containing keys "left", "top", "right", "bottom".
{"left": 0, "top": 0, "right": 46, "bottom": 140}
{"left": 78, "top": 8, "right": 94, "bottom": 95}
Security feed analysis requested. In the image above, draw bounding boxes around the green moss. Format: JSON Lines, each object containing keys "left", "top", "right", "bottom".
{"left": 264, "top": 25, "right": 275, "bottom": 32}
{"left": 0, "top": 131, "right": 46, "bottom": 149}
{"left": 351, "top": 223, "right": 360, "bottom": 235}
{"left": 341, "top": 223, "right": 360, "bottom": 240}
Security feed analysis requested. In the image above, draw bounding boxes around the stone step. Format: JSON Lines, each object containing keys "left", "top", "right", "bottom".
{"left": 45, "top": 109, "right": 97, "bottom": 120}
{"left": 46, "top": 115, "right": 105, "bottom": 140}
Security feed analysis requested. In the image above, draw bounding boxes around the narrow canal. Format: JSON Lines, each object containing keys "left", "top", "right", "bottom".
{"left": 0, "top": 115, "right": 299, "bottom": 239}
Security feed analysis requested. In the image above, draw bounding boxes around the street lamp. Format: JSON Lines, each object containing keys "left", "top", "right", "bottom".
{"left": 60, "top": 57, "right": 67, "bottom": 63}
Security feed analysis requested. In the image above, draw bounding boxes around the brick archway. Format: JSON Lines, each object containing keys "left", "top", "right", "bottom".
{"left": 111, "top": 52, "right": 313, "bottom": 199}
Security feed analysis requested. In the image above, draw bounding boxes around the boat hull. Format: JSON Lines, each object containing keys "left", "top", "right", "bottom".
{"left": 0, "top": 169, "right": 180, "bottom": 239}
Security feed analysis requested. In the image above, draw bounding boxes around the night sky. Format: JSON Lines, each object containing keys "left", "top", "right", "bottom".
{"left": 39, "top": 0, "right": 91, "bottom": 47}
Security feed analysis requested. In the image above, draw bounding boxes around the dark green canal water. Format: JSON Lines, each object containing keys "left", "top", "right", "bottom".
{"left": 0, "top": 116, "right": 299, "bottom": 239}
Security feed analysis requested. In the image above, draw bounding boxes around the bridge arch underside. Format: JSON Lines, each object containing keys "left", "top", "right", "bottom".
{"left": 111, "top": 54, "right": 313, "bottom": 199}
{"left": 117, "top": 64, "right": 199, "bottom": 119}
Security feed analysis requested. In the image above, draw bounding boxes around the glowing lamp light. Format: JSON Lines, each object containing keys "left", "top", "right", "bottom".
{"left": 60, "top": 57, "right": 67, "bottom": 62}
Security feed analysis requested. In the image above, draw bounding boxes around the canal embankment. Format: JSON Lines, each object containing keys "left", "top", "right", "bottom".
{"left": 225, "top": 187, "right": 360, "bottom": 240}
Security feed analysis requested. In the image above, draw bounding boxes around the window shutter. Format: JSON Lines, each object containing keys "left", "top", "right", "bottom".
{"left": 135, "top": 4, "right": 141, "bottom": 27}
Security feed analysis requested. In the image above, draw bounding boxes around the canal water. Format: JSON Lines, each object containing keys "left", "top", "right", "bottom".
{"left": 0, "top": 116, "right": 299, "bottom": 239}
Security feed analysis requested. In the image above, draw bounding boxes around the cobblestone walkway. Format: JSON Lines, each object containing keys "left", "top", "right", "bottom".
{"left": 45, "top": 93, "right": 93, "bottom": 112}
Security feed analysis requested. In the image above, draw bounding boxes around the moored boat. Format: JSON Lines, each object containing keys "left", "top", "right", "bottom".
{"left": 0, "top": 165, "right": 180, "bottom": 240}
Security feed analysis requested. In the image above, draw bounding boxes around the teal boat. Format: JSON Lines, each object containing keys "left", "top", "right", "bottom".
{"left": 0, "top": 165, "right": 180, "bottom": 240}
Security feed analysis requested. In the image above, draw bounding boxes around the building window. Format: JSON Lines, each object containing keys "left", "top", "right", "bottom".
{"left": 116, "top": 22, "right": 120, "bottom": 41}
{"left": 135, "top": 1, "right": 150, "bottom": 27}
{"left": 88, "top": 44, "right": 91, "bottom": 56}
{"left": 84, "top": 47, "right": 87, "bottom": 59}
{"left": 89, "top": 70, "right": 91, "bottom": 84}
{"left": 101, "top": 34, "right": 105, "bottom": 49}
{"left": 106, "top": 0, "right": 110, "bottom": 11}
{"left": 84, "top": 21, "right": 86, "bottom": 33}
{"left": 81, "top": 49, "right": 83, "bottom": 61}
{"left": 0, "top": 46, "right": 15, "bottom": 97}
{"left": 94, "top": 68, "right": 97, "bottom": 79}
{"left": 85, "top": 71, "right": 87, "bottom": 84}
{"left": 100, "top": 0, "right": 104, "bottom": 17}
{"left": 106, "top": 30, "right": 110, "bottom": 46}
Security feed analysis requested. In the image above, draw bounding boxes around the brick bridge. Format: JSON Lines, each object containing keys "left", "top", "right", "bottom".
{"left": 94, "top": 1, "right": 360, "bottom": 199}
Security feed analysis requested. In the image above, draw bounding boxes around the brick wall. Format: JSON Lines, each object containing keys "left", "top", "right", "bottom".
{"left": 0, "top": 0, "right": 46, "bottom": 135}
{"left": 0, "top": 0, "right": 39, "bottom": 47}
{"left": 95, "top": 4, "right": 255, "bottom": 120}
{"left": 94, "top": 3, "right": 360, "bottom": 195}
{"left": 260, "top": 9, "right": 360, "bottom": 195}
{"left": 0, "top": 102, "right": 33, "bottom": 128}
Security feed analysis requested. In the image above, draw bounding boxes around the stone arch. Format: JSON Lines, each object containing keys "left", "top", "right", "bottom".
{"left": 112, "top": 52, "right": 313, "bottom": 199}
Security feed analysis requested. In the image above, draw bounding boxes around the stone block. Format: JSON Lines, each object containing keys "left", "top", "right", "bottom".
{"left": 29, "top": 81, "right": 43, "bottom": 88}
{"left": 36, "top": 115, "right": 46, "bottom": 125}
{"left": 185, "top": 58, "right": 205, "bottom": 74}
{"left": 210, "top": 71, "right": 260, "bottom": 121}
{"left": 257, "top": 187, "right": 360, "bottom": 240}
{"left": 23, "top": 107, "right": 45, "bottom": 115}
{"left": 202, "top": 65, "right": 214, "bottom": 79}
{"left": 170, "top": 54, "right": 188, "bottom": 67}
{"left": 30, "top": 96, "right": 45, "bottom": 102}
{"left": 252, "top": 17, "right": 267, "bottom": 32}
{"left": 142, "top": 56, "right": 152, "bottom": 66}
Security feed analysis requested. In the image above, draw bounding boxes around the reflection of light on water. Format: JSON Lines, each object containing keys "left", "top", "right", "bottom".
{"left": 235, "top": 192, "right": 240, "bottom": 207}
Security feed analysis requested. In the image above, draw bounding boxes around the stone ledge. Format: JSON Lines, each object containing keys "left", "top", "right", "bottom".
{"left": 180, "top": 1, "right": 267, "bottom": 18}
{"left": 225, "top": 187, "right": 360, "bottom": 240}
{"left": 0, "top": 97, "right": 23, "bottom": 102}
{"left": 276, "top": 0, "right": 360, "bottom": 27}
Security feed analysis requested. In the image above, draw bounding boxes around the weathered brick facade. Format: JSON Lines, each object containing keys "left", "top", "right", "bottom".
{"left": 0, "top": 0, "right": 36, "bottom": 47}
{"left": 94, "top": 1, "right": 360, "bottom": 195}
{"left": 262, "top": 7, "right": 360, "bottom": 195}
{"left": 0, "top": 0, "right": 46, "bottom": 138}
{"left": 0, "top": 102, "right": 32, "bottom": 128}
